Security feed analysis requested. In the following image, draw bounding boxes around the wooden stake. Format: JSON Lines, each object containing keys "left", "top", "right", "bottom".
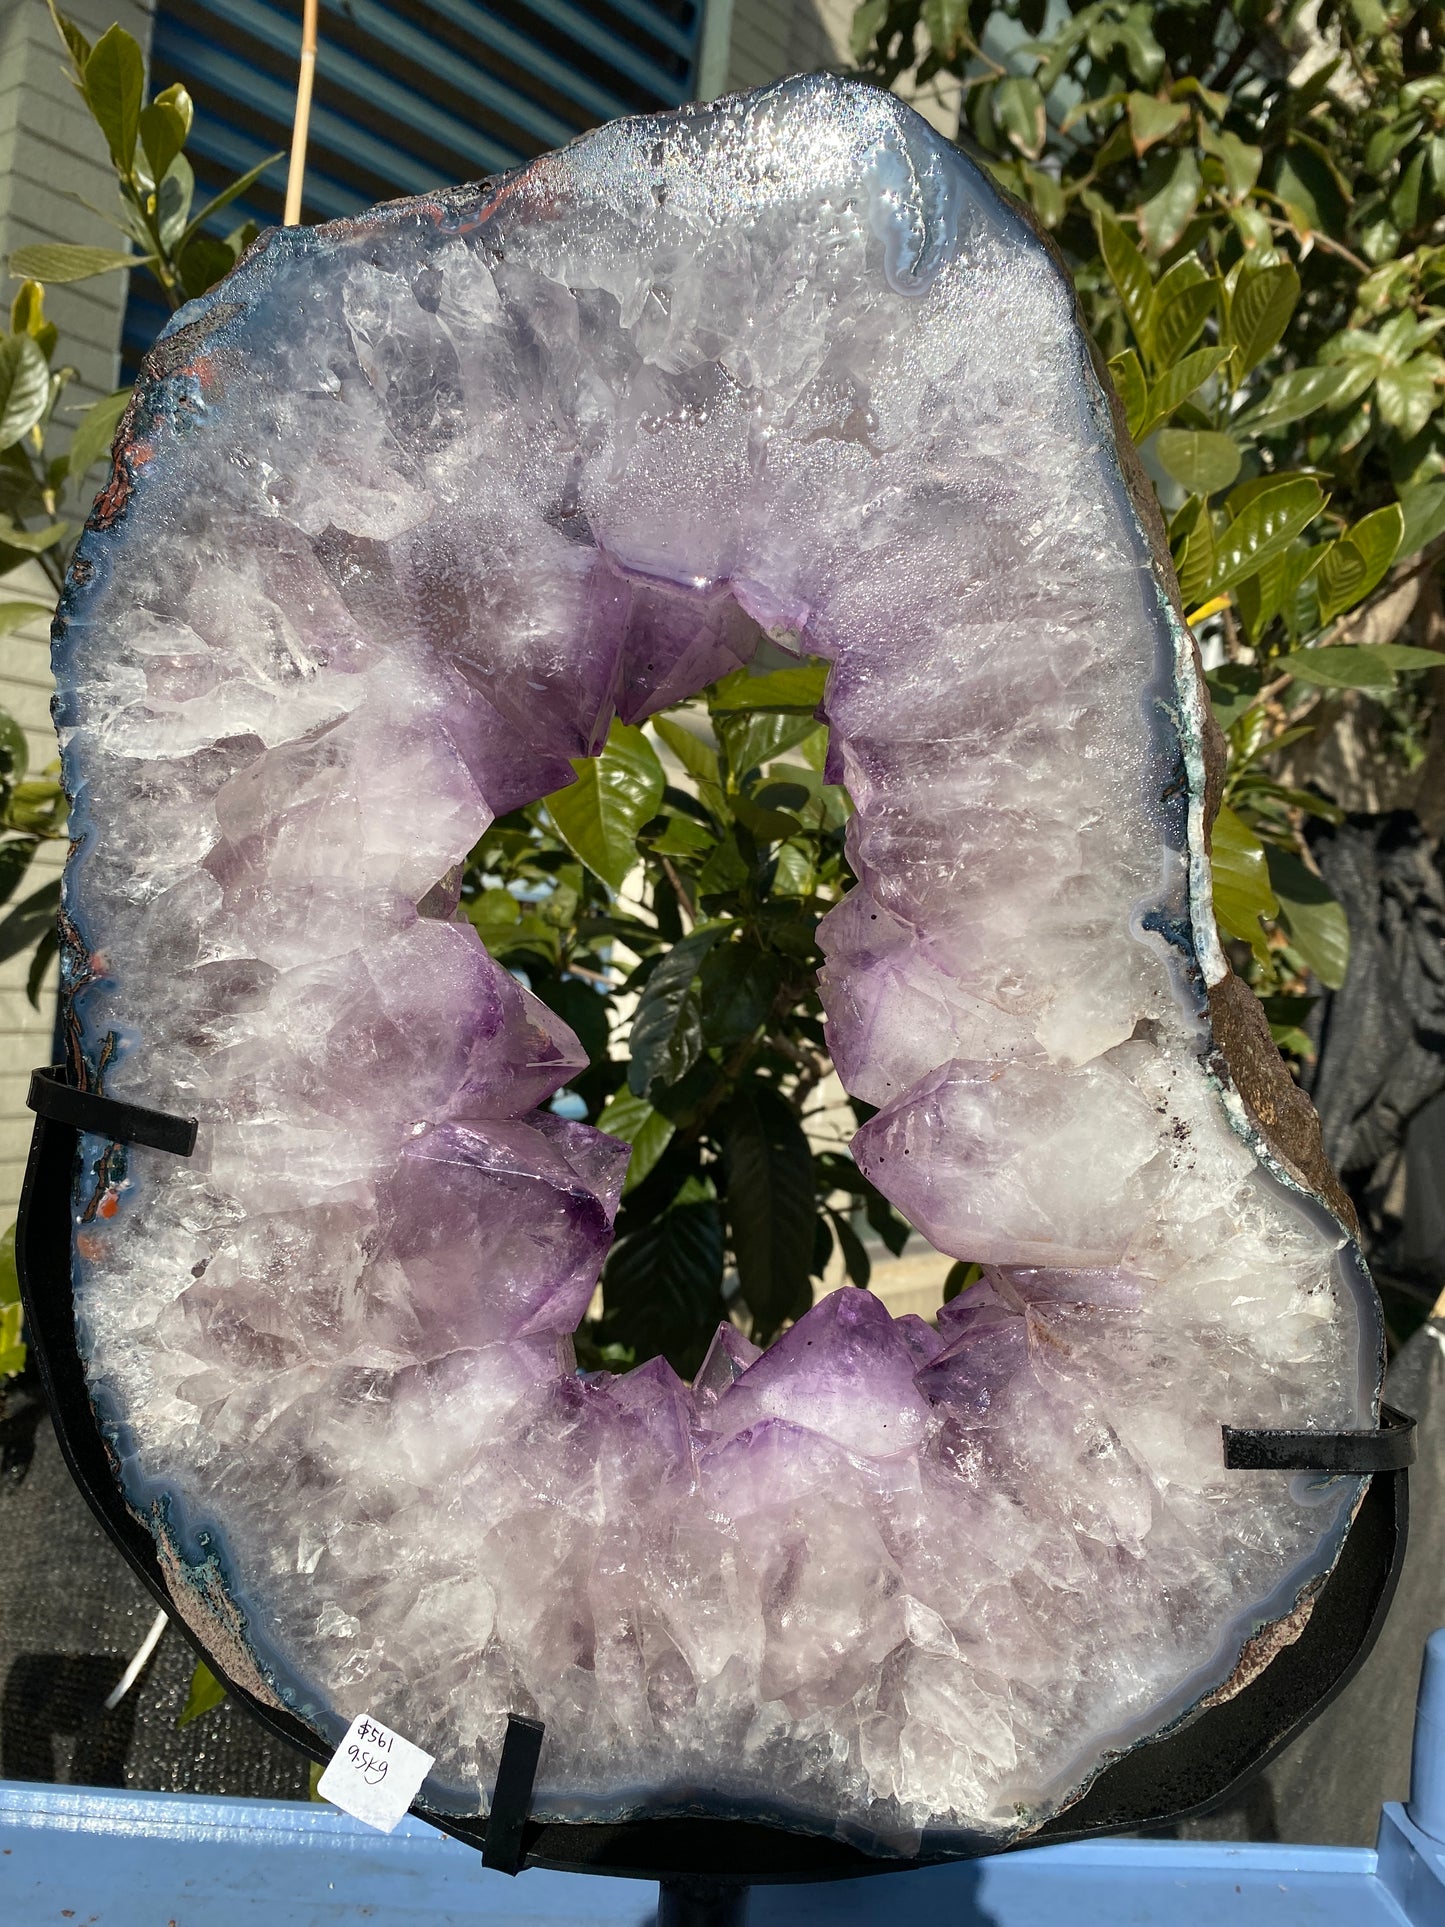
{"left": 284, "top": 0, "right": 319, "bottom": 226}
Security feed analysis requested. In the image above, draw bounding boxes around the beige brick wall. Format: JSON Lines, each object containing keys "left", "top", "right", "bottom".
{"left": 0, "top": 0, "right": 154, "bottom": 405}
{"left": 1, "top": 0, "right": 153, "bottom": 1228}
{"left": 0, "top": 574, "right": 63, "bottom": 1227}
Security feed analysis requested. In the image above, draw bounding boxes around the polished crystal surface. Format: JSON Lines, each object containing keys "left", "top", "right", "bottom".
{"left": 54, "top": 75, "right": 1378, "bottom": 1852}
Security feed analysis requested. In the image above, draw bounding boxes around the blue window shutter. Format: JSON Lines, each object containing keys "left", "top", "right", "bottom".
{"left": 124, "top": 0, "right": 703, "bottom": 370}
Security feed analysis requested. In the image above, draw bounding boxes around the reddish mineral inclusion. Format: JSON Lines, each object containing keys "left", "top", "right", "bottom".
{"left": 54, "top": 75, "right": 1378, "bottom": 1853}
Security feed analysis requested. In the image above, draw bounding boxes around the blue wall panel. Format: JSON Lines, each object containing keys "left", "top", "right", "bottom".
{"left": 123, "top": 0, "right": 703, "bottom": 370}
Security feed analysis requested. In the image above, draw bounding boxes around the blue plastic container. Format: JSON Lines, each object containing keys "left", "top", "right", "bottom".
{"left": 4, "top": 1628, "right": 1444, "bottom": 1927}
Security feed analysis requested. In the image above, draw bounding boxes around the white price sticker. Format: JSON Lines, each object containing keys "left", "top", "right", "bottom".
{"left": 316, "top": 1713, "right": 435, "bottom": 1833}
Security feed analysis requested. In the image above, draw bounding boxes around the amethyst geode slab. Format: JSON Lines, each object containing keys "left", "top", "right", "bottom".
{"left": 54, "top": 75, "right": 1380, "bottom": 1852}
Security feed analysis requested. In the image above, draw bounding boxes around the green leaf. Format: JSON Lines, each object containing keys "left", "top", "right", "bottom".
{"left": 647, "top": 812, "right": 714, "bottom": 859}
{"left": 627, "top": 924, "right": 724, "bottom": 1097}
{"left": 83, "top": 25, "right": 146, "bottom": 174}
{"left": 1238, "top": 359, "right": 1373, "bottom": 433}
{"left": 0, "top": 840, "right": 38, "bottom": 909}
{"left": 6, "top": 242, "right": 138, "bottom": 285}
{"left": 1127, "top": 92, "right": 1188, "bottom": 155}
{"left": 1152, "top": 277, "right": 1219, "bottom": 367}
{"left": 1206, "top": 662, "right": 1265, "bottom": 730}
{"left": 722, "top": 1080, "right": 816, "bottom": 1344}
{"left": 0, "top": 517, "right": 70, "bottom": 554}
{"left": 1176, "top": 502, "right": 1217, "bottom": 609}
{"left": 0, "top": 600, "right": 53, "bottom": 639}
{"left": 1207, "top": 478, "right": 1327, "bottom": 596}
{"left": 1097, "top": 213, "right": 1155, "bottom": 353}
{"left": 1272, "top": 146, "right": 1348, "bottom": 236}
{"left": 539, "top": 975, "right": 608, "bottom": 1065}
{"left": 1280, "top": 643, "right": 1444, "bottom": 688}
{"left": 1116, "top": 7, "right": 1165, "bottom": 84}
{"left": 0, "top": 336, "right": 51, "bottom": 452}
{"left": 0, "top": 877, "right": 59, "bottom": 964}
{"left": 26, "top": 922, "right": 57, "bottom": 1007}
{"left": 545, "top": 722, "right": 664, "bottom": 893}
{"left": 49, "top": 5, "right": 93, "bottom": 72}
{"left": 1365, "top": 115, "right": 1420, "bottom": 176}
{"left": 178, "top": 1659, "right": 225, "bottom": 1727}
{"left": 717, "top": 708, "right": 819, "bottom": 782}
{"left": 179, "top": 152, "right": 285, "bottom": 251}
{"left": 1229, "top": 263, "right": 1300, "bottom": 376}
{"left": 700, "top": 941, "right": 786, "bottom": 1047}
{"left": 176, "top": 232, "right": 238, "bottom": 302}
{"left": 708, "top": 659, "right": 828, "bottom": 713}
{"left": 864, "top": 1188, "right": 911, "bottom": 1256}
{"left": 0, "top": 1298, "right": 24, "bottom": 1379}
{"left": 831, "top": 1210, "right": 872, "bottom": 1289}
{"left": 156, "top": 155, "right": 195, "bottom": 251}
{"left": 1390, "top": 147, "right": 1428, "bottom": 232}
{"left": 1137, "top": 345, "right": 1229, "bottom": 438}
{"left": 651, "top": 713, "right": 720, "bottom": 788}
{"left": 0, "top": 708, "right": 28, "bottom": 783}
{"left": 1210, "top": 804, "right": 1278, "bottom": 964}
{"left": 601, "top": 1202, "right": 727, "bottom": 1379}
{"left": 0, "top": 1222, "right": 17, "bottom": 1307}
{"left": 1139, "top": 148, "right": 1201, "bottom": 255}
{"left": 1397, "top": 479, "right": 1445, "bottom": 557}
{"left": 849, "top": 0, "right": 888, "bottom": 60}
{"left": 1108, "top": 348, "right": 1149, "bottom": 441}
{"left": 1375, "top": 356, "right": 1441, "bottom": 438}
{"left": 1200, "top": 123, "right": 1262, "bottom": 199}
{"left": 994, "top": 76, "right": 1046, "bottom": 159}
{"left": 1156, "top": 428, "right": 1241, "bottom": 495}
{"left": 1024, "top": 162, "right": 1065, "bottom": 229}
{"left": 138, "top": 84, "right": 193, "bottom": 185}
{"left": 1269, "top": 1025, "right": 1315, "bottom": 1059}
{"left": 7, "top": 777, "right": 65, "bottom": 834}
{"left": 1316, "top": 504, "right": 1403, "bottom": 624}
{"left": 1239, "top": 543, "right": 1323, "bottom": 641}
{"left": 943, "top": 1261, "right": 982, "bottom": 1302}
{"left": 10, "top": 279, "right": 50, "bottom": 347}
{"left": 921, "top": 0, "right": 970, "bottom": 57}
{"left": 730, "top": 790, "right": 802, "bottom": 842}
{"left": 595, "top": 1088, "right": 675, "bottom": 1195}
{"left": 66, "top": 387, "right": 131, "bottom": 483}
{"left": 463, "top": 885, "right": 519, "bottom": 941}
{"left": 697, "top": 831, "right": 750, "bottom": 895}
{"left": 1266, "top": 847, "right": 1349, "bottom": 989}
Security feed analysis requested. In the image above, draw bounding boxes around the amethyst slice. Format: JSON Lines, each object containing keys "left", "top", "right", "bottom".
{"left": 52, "top": 75, "right": 1380, "bottom": 1852}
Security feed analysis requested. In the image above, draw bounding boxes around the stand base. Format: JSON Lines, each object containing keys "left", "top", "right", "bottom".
{"left": 657, "top": 1876, "right": 750, "bottom": 1927}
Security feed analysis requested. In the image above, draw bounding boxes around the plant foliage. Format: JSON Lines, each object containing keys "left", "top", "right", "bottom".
{"left": 852, "top": 0, "right": 1445, "bottom": 1027}
{"left": 462, "top": 669, "right": 914, "bottom": 1375}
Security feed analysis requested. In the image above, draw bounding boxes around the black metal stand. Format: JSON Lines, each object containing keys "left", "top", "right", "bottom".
{"left": 657, "top": 1876, "right": 751, "bottom": 1927}
{"left": 13, "top": 1061, "right": 1418, "bottom": 1887}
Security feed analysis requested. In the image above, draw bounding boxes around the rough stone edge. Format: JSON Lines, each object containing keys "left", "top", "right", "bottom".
{"left": 983, "top": 149, "right": 1375, "bottom": 1762}
{"left": 153, "top": 1516, "right": 288, "bottom": 1713}
{"left": 1004, "top": 189, "right": 1359, "bottom": 1237}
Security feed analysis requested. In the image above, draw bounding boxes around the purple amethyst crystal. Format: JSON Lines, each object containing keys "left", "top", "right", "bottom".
{"left": 52, "top": 75, "right": 1379, "bottom": 1852}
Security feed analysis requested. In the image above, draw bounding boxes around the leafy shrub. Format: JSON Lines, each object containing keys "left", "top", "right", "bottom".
{"left": 462, "top": 665, "right": 917, "bottom": 1377}
{"left": 850, "top": 0, "right": 1445, "bottom": 1029}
